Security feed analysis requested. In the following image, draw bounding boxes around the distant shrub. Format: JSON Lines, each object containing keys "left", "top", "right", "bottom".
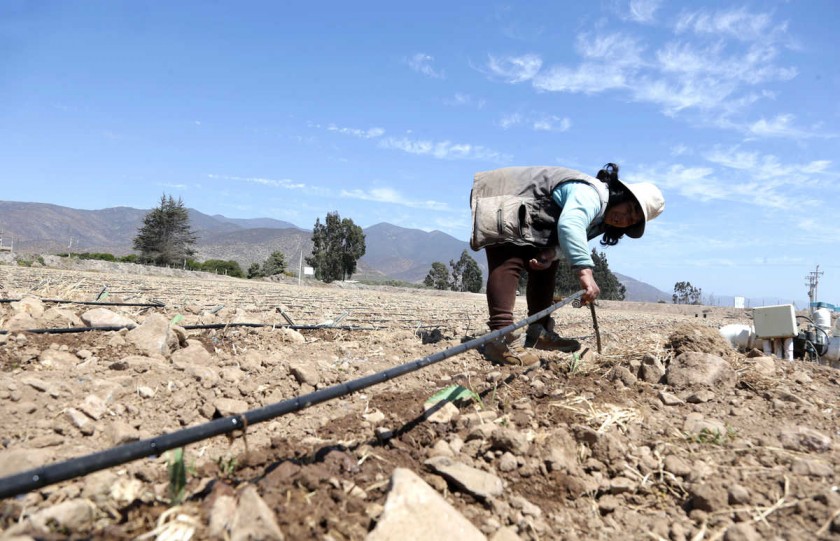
{"left": 57, "top": 252, "right": 117, "bottom": 262}
{"left": 119, "top": 254, "right": 138, "bottom": 263}
{"left": 201, "top": 259, "right": 244, "bottom": 278}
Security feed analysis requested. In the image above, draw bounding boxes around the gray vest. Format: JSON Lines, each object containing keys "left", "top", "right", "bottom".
{"left": 469, "top": 166, "right": 610, "bottom": 250}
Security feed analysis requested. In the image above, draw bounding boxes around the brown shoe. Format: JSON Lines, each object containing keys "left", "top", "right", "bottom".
{"left": 525, "top": 322, "right": 581, "bottom": 352}
{"left": 484, "top": 332, "right": 541, "bottom": 367}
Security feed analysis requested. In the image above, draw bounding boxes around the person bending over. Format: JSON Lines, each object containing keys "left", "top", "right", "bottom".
{"left": 469, "top": 163, "right": 665, "bottom": 366}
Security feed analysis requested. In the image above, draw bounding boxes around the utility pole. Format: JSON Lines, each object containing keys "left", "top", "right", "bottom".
{"left": 805, "top": 265, "right": 823, "bottom": 311}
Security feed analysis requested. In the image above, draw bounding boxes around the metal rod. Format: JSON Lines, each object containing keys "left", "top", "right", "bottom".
{"left": 0, "top": 290, "right": 584, "bottom": 499}
{"left": 589, "top": 302, "right": 602, "bottom": 354}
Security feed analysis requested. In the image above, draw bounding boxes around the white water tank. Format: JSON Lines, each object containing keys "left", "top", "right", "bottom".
{"left": 719, "top": 324, "right": 755, "bottom": 351}
{"left": 814, "top": 308, "right": 832, "bottom": 335}
{"left": 824, "top": 337, "right": 840, "bottom": 364}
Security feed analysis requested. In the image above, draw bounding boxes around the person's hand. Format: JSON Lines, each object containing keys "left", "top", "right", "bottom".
{"left": 577, "top": 267, "right": 600, "bottom": 305}
{"left": 528, "top": 248, "right": 555, "bottom": 271}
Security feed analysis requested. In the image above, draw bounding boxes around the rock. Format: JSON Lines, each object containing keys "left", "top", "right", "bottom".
{"left": 723, "top": 523, "right": 761, "bottom": 541}
{"left": 685, "top": 389, "right": 716, "bottom": 403}
{"left": 683, "top": 413, "right": 727, "bottom": 438}
{"left": 728, "top": 484, "right": 751, "bottom": 505}
{"left": 779, "top": 426, "right": 832, "bottom": 453}
{"left": 489, "top": 428, "right": 531, "bottom": 455}
{"left": 209, "top": 494, "right": 237, "bottom": 538}
{"left": 497, "top": 452, "right": 518, "bottom": 472}
{"left": 425, "top": 456, "right": 504, "bottom": 499}
{"left": 127, "top": 313, "right": 179, "bottom": 356}
{"left": 27, "top": 498, "right": 96, "bottom": 532}
{"left": 37, "top": 349, "right": 78, "bottom": 369}
{"left": 79, "top": 394, "right": 108, "bottom": 420}
{"left": 543, "top": 428, "right": 578, "bottom": 473}
{"left": 745, "top": 356, "right": 776, "bottom": 376}
{"left": 170, "top": 341, "right": 213, "bottom": 366}
{"left": 80, "top": 308, "right": 136, "bottom": 329}
{"left": 428, "top": 440, "right": 454, "bottom": 458}
{"left": 11, "top": 296, "right": 44, "bottom": 317}
{"left": 510, "top": 495, "right": 542, "bottom": 517}
{"left": 666, "top": 352, "right": 736, "bottom": 389}
{"left": 490, "top": 526, "right": 523, "bottom": 541}
{"left": 230, "top": 485, "right": 285, "bottom": 541}
{"left": 278, "top": 328, "right": 306, "bottom": 343}
{"left": 43, "top": 307, "right": 83, "bottom": 327}
{"left": 611, "top": 366, "right": 637, "bottom": 387}
{"left": 107, "top": 420, "right": 141, "bottom": 445}
{"left": 791, "top": 458, "right": 833, "bottom": 477}
{"left": 5, "top": 312, "right": 36, "bottom": 331}
{"left": 65, "top": 407, "right": 94, "bottom": 435}
{"left": 663, "top": 455, "right": 692, "bottom": 477}
{"left": 0, "top": 448, "right": 53, "bottom": 477}
{"left": 290, "top": 363, "right": 320, "bottom": 386}
{"left": 689, "top": 482, "right": 728, "bottom": 513}
{"left": 214, "top": 397, "right": 249, "bottom": 416}
{"left": 367, "top": 468, "right": 485, "bottom": 541}
{"left": 658, "top": 390, "right": 684, "bottom": 406}
{"left": 424, "top": 401, "right": 460, "bottom": 424}
{"left": 638, "top": 354, "right": 666, "bottom": 383}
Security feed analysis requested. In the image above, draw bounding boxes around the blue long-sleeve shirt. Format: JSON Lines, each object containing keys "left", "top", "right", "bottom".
{"left": 551, "top": 181, "right": 603, "bottom": 269}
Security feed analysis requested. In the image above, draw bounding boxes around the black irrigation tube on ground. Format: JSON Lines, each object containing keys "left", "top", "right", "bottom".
{"left": 0, "top": 299, "right": 165, "bottom": 308}
{"left": 0, "top": 291, "right": 584, "bottom": 500}
{"left": 0, "top": 322, "right": 383, "bottom": 335}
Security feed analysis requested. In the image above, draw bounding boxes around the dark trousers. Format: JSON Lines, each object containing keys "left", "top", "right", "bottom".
{"left": 485, "top": 244, "right": 558, "bottom": 330}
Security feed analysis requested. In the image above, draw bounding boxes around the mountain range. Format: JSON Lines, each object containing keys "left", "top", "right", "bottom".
{"left": 0, "top": 200, "right": 672, "bottom": 302}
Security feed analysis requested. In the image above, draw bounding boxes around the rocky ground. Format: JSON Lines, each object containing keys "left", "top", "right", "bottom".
{"left": 1, "top": 261, "right": 839, "bottom": 540}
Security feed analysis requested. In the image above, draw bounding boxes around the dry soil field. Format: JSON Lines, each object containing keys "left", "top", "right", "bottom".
{"left": 1, "top": 261, "right": 839, "bottom": 540}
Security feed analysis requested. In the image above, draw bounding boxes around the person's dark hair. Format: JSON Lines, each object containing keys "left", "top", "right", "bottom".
{"left": 596, "top": 163, "right": 637, "bottom": 246}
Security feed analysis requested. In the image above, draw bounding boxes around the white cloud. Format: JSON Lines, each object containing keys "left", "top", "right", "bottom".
{"left": 407, "top": 53, "right": 445, "bottom": 79}
{"left": 379, "top": 137, "right": 511, "bottom": 162}
{"left": 486, "top": 54, "right": 542, "bottom": 83}
{"left": 636, "top": 147, "right": 830, "bottom": 212}
{"left": 575, "top": 32, "right": 645, "bottom": 67}
{"left": 488, "top": 9, "right": 801, "bottom": 135}
{"left": 533, "top": 115, "right": 571, "bottom": 132}
{"left": 627, "top": 0, "right": 661, "bottom": 23}
{"left": 747, "top": 114, "right": 825, "bottom": 139}
{"left": 498, "top": 113, "right": 522, "bottom": 129}
{"left": 674, "top": 8, "right": 781, "bottom": 43}
{"left": 534, "top": 63, "right": 628, "bottom": 93}
{"left": 327, "top": 124, "right": 385, "bottom": 139}
{"left": 444, "top": 92, "right": 486, "bottom": 108}
{"left": 340, "top": 187, "right": 450, "bottom": 211}
{"left": 208, "top": 174, "right": 306, "bottom": 190}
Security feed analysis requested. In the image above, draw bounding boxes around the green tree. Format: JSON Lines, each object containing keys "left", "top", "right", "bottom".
{"left": 247, "top": 262, "right": 263, "bottom": 279}
{"left": 449, "top": 250, "right": 483, "bottom": 293}
{"left": 673, "top": 281, "right": 702, "bottom": 305}
{"left": 201, "top": 259, "right": 244, "bottom": 278}
{"left": 553, "top": 249, "right": 625, "bottom": 301}
{"left": 423, "top": 261, "right": 450, "bottom": 290}
{"left": 305, "top": 212, "right": 366, "bottom": 283}
{"left": 261, "top": 250, "right": 287, "bottom": 276}
{"left": 592, "top": 250, "right": 626, "bottom": 301}
{"left": 133, "top": 195, "right": 198, "bottom": 266}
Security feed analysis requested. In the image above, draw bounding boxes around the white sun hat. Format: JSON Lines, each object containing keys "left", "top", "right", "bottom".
{"left": 618, "top": 181, "right": 665, "bottom": 239}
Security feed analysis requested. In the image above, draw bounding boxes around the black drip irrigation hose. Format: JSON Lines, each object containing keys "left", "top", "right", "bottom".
{"left": 0, "top": 322, "right": 383, "bottom": 335}
{"left": 0, "top": 290, "right": 585, "bottom": 500}
{"left": 0, "top": 299, "right": 165, "bottom": 308}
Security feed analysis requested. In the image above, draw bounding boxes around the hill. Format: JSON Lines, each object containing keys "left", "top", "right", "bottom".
{"left": 0, "top": 200, "right": 664, "bottom": 300}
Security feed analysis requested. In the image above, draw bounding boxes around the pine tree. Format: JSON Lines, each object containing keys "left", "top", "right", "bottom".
{"left": 591, "top": 250, "right": 626, "bottom": 301}
{"left": 247, "top": 263, "right": 263, "bottom": 279}
{"left": 449, "top": 250, "right": 483, "bottom": 293}
{"left": 261, "top": 251, "right": 287, "bottom": 276}
{"left": 553, "top": 249, "right": 625, "bottom": 301}
{"left": 423, "top": 262, "right": 450, "bottom": 290}
{"left": 305, "top": 212, "right": 366, "bottom": 283}
{"left": 133, "top": 195, "right": 197, "bottom": 266}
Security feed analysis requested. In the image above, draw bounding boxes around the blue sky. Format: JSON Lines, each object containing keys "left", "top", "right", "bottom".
{"left": 2, "top": 1, "right": 839, "bottom": 306}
